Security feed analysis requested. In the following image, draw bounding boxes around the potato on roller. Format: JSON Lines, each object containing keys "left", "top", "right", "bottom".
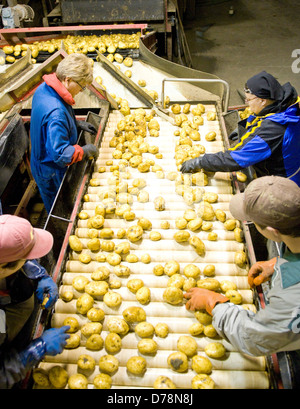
{"left": 106, "top": 317, "right": 129, "bottom": 335}
{"left": 49, "top": 366, "right": 68, "bottom": 389}
{"left": 126, "top": 224, "right": 144, "bottom": 242}
{"left": 203, "top": 264, "right": 216, "bottom": 277}
{"left": 183, "top": 264, "right": 201, "bottom": 279}
{"left": 174, "top": 230, "right": 190, "bottom": 243}
{"left": 85, "top": 280, "right": 109, "bottom": 297}
{"left": 68, "top": 374, "right": 88, "bottom": 389}
{"left": 137, "top": 338, "right": 158, "bottom": 354}
{"left": 87, "top": 238, "right": 101, "bottom": 252}
{"left": 189, "top": 236, "right": 206, "bottom": 256}
{"left": 91, "top": 266, "right": 110, "bottom": 281}
{"left": 204, "top": 324, "right": 218, "bottom": 338}
{"left": 163, "top": 287, "right": 183, "bottom": 305}
{"left": 234, "top": 227, "right": 244, "bottom": 242}
{"left": 220, "top": 280, "right": 237, "bottom": 292}
{"left": 81, "top": 322, "right": 102, "bottom": 337}
{"left": 105, "top": 332, "right": 122, "bottom": 353}
{"left": 69, "top": 235, "right": 83, "bottom": 252}
{"left": 78, "top": 253, "right": 91, "bottom": 264}
{"left": 77, "top": 354, "right": 96, "bottom": 371}
{"left": 225, "top": 289, "right": 243, "bottom": 304}
{"left": 126, "top": 356, "right": 147, "bottom": 375}
{"left": 63, "top": 317, "right": 79, "bottom": 333}
{"left": 177, "top": 335, "right": 198, "bottom": 357}
{"left": 103, "top": 291, "right": 122, "bottom": 308}
{"left": 86, "top": 334, "right": 104, "bottom": 350}
{"left": 204, "top": 342, "right": 226, "bottom": 358}
{"left": 167, "top": 273, "right": 185, "bottom": 289}
{"left": 191, "top": 355, "right": 213, "bottom": 374}
{"left": 194, "top": 311, "right": 212, "bottom": 325}
{"left": 93, "top": 373, "right": 112, "bottom": 389}
{"left": 197, "top": 202, "right": 215, "bottom": 221}
{"left": 135, "top": 321, "right": 155, "bottom": 338}
{"left": 136, "top": 286, "right": 151, "bottom": 304}
{"left": 153, "top": 376, "right": 176, "bottom": 389}
{"left": 122, "top": 306, "right": 146, "bottom": 323}
{"left": 99, "top": 355, "right": 119, "bottom": 374}
{"left": 197, "top": 278, "right": 220, "bottom": 291}
{"left": 127, "top": 279, "right": 144, "bottom": 294}
{"left": 235, "top": 250, "right": 247, "bottom": 267}
{"left": 76, "top": 293, "right": 94, "bottom": 314}
{"left": 33, "top": 368, "right": 51, "bottom": 387}
{"left": 167, "top": 351, "right": 188, "bottom": 372}
{"left": 106, "top": 252, "right": 122, "bottom": 266}
{"left": 65, "top": 333, "right": 80, "bottom": 349}
{"left": 224, "top": 219, "right": 237, "bottom": 231}
{"left": 191, "top": 374, "right": 215, "bottom": 389}
{"left": 154, "top": 196, "right": 165, "bottom": 211}
{"left": 72, "top": 275, "right": 89, "bottom": 292}
{"left": 189, "top": 322, "right": 204, "bottom": 336}
{"left": 155, "top": 322, "right": 169, "bottom": 338}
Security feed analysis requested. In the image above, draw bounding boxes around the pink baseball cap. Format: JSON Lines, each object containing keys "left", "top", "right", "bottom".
{"left": 0, "top": 215, "right": 54, "bottom": 263}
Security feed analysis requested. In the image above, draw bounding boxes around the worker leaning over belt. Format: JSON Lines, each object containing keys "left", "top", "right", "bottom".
{"left": 181, "top": 71, "right": 300, "bottom": 187}
{"left": 30, "top": 53, "right": 98, "bottom": 213}
{"left": 184, "top": 176, "right": 300, "bottom": 361}
{"left": 0, "top": 214, "right": 70, "bottom": 388}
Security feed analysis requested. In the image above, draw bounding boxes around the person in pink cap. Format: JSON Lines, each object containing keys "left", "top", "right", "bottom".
{"left": 0, "top": 214, "right": 70, "bottom": 388}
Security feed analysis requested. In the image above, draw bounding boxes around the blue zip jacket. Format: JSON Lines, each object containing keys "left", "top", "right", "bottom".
{"left": 199, "top": 84, "right": 300, "bottom": 186}
{"left": 30, "top": 80, "right": 78, "bottom": 212}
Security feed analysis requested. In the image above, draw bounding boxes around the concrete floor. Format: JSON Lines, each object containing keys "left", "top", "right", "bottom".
{"left": 183, "top": 0, "right": 300, "bottom": 107}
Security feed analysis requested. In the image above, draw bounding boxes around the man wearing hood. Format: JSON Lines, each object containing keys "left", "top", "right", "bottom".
{"left": 180, "top": 71, "right": 300, "bottom": 186}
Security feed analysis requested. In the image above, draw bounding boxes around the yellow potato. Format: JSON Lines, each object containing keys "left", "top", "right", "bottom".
{"left": 64, "top": 333, "right": 81, "bottom": 349}
{"left": 153, "top": 376, "right": 176, "bottom": 389}
{"left": 77, "top": 354, "right": 96, "bottom": 371}
{"left": 191, "top": 374, "right": 215, "bottom": 389}
{"left": 93, "top": 373, "right": 112, "bottom": 389}
{"left": 32, "top": 368, "right": 50, "bottom": 387}
{"left": 164, "top": 260, "right": 180, "bottom": 276}
{"left": 76, "top": 293, "right": 94, "bottom": 314}
{"left": 220, "top": 280, "right": 237, "bottom": 292}
{"left": 174, "top": 230, "right": 190, "bottom": 243}
{"left": 99, "top": 355, "right": 119, "bottom": 374}
{"left": 103, "top": 291, "right": 122, "bottom": 308}
{"left": 106, "top": 317, "right": 129, "bottom": 335}
{"left": 154, "top": 196, "right": 165, "bottom": 211}
{"left": 163, "top": 287, "right": 183, "bottom": 305}
{"left": 188, "top": 322, "right": 204, "bottom": 336}
{"left": 204, "top": 342, "right": 226, "bottom": 358}
{"left": 136, "top": 286, "right": 151, "bottom": 304}
{"left": 78, "top": 253, "right": 91, "bottom": 264}
{"left": 68, "top": 374, "right": 88, "bottom": 389}
{"left": 63, "top": 317, "right": 79, "bottom": 333}
{"left": 234, "top": 250, "right": 247, "bottom": 267}
{"left": 122, "top": 306, "right": 146, "bottom": 323}
{"left": 194, "top": 311, "right": 212, "bottom": 325}
{"left": 126, "top": 356, "right": 147, "bottom": 375}
{"left": 225, "top": 289, "right": 243, "bottom": 304}
{"left": 85, "top": 281, "right": 109, "bottom": 297}
{"left": 167, "top": 273, "right": 185, "bottom": 289}
{"left": 137, "top": 338, "right": 158, "bottom": 354}
{"left": 48, "top": 366, "right": 68, "bottom": 389}
{"left": 81, "top": 322, "right": 102, "bottom": 338}
{"left": 91, "top": 266, "right": 110, "bottom": 281}
{"left": 183, "top": 264, "right": 201, "bottom": 279}
{"left": 135, "top": 321, "right": 155, "bottom": 338}
{"left": 126, "top": 224, "right": 144, "bottom": 242}
{"left": 204, "top": 324, "right": 218, "bottom": 338}
{"left": 167, "top": 351, "right": 188, "bottom": 372}
{"left": 155, "top": 322, "right": 169, "bottom": 338}
{"left": 177, "top": 335, "right": 198, "bottom": 357}
{"left": 203, "top": 264, "right": 215, "bottom": 277}
{"left": 86, "top": 334, "right": 104, "bottom": 350}
{"left": 72, "top": 275, "right": 89, "bottom": 291}
{"left": 113, "top": 264, "right": 131, "bottom": 277}
{"left": 189, "top": 235, "right": 206, "bottom": 256}
{"left": 197, "top": 278, "right": 220, "bottom": 291}
{"left": 105, "top": 332, "right": 122, "bottom": 354}
{"left": 191, "top": 355, "right": 212, "bottom": 374}
{"left": 69, "top": 235, "right": 83, "bottom": 252}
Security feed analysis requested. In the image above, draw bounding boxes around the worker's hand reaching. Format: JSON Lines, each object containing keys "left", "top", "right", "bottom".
{"left": 184, "top": 288, "right": 229, "bottom": 315}
{"left": 248, "top": 257, "right": 277, "bottom": 288}
{"left": 77, "top": 120, "right": 97, "bottom": 135}
{"left": 36, "top": 276, "right": 58, "bottom": 309}
{"left": 180, "top": 157, "right": 202, "bottom": 173}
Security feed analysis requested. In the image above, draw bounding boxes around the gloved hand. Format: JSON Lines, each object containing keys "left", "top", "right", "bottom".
{"left": 184, "top": 288, "right": 229, "bottom": 315}
{"left": 77, "top": 120, "right": 97, "bottom": 135}
{"left": 82, "top": 144, "right": 97, "bottom": 159}
{"left": 35, "top": 276, "right": 58, "bottom": 309}
{"left": 248, "top": 257, "right": 277, "bottom": 288}
{"left": 40, "top": 326, "right": 70, "bottom": 356}
{"left": 228, "top": 128, "right": 238, "bottom": 141}
{"left": 180, "top": 157, "right": 202, "bottom": 173}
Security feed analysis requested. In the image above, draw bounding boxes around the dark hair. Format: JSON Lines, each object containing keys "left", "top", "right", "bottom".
{"left": 256, "top": 223, "right": 300, "bottom": 238}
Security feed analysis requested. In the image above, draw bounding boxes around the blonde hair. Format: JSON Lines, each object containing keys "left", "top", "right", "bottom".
{"left": 56, "top": 53, "right": 93, "bottom": 85}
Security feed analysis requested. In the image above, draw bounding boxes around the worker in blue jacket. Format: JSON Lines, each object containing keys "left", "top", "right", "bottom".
{"left": 181, "top": 71, "right": 300, "bottom": 186}
{"left": 0, "top": 214, "right": 69, "bottom": 388}
{"left": 30, "top": 53, "right": 98, "bottom": 213}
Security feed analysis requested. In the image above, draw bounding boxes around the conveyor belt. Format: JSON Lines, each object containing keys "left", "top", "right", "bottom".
{"left": 34, "top": 105, "right": 270, "bottom": 389}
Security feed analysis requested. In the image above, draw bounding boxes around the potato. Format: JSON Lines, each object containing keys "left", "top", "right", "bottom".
{"left": 105, "top": 332, "right": 122, "bottom": 353}
{"left": 137, "top": 338, "right": 158, "bottom": 355}
{"left": 197, "top": 278, "right": 220, "bottom": 291}
{"left": 183, "top": 277, "right": 197, "bottom": 291}
{"left": 126, "top": 224, "right": 144, "bottom": 242}
{"left": 171, "top": 104, "right": 181, "bottom": 114}
{"left": 163, "top": 287, "right": 183, "bottom": 305}
{"left": 103, "top": 291, "right": 122, "bottom": 308}
{"left": 65, "top": 333, "right": 80, "bottom": 349}
{"left": 109, "top": 278, "right": 122, "bottom": 289}
{"left": 187, "top": 218, "right": 203, "bottom": 231}
{"left": 194, "top": 310, "right": 212, "bottom": 325}
{"left": 153, "top": 375, "right": 176, "bottom": 389}
{"left": 89, "top": 215, "right": 105, "bottom": 228}
{"left": 85, "top": 280, "right": 109, "bottom": 297}
{"left": 234, "top": 250, "right": 247, "bottom": 267}
{"left": 206, "top": 111, "right": 216, "bottom": 121}
{"left": 72, "top": 275, "right": 89, "bottom": 292}
{"left": 220, "top": 280, "right": 237, "bottom": 293}
{"left": 204, "top": 324, "right": 218, "bottom": 338}
{"left": 81, "top": 322, "right": 102, "bottom": 337}
{"left": 197, "top": 202, "right": 215, "bottom": 220}
{"left": 154, "top": 322, "right": 169, "bottom": 338}
{"left": 33, "top": 368, "right": 50, "bottom": 387}
{"left": 69, "top": 235, "right": 83, "bottom": 252}
{"left": 175, "top": 217, "right": 188, "bottom": 230}
{"left": 123, "top": 57, "right": 133, "bottom": 67}
{"left": 137, "top": 190, "right": 149, "bottom": 202}
{"left": 141, "top": 253, "right": 151, "bottom": 263}
{"left": 68, "top": 373, "right": 88, "bottom": 389}
{"left": 183, "top": 264, "right": 201, "bottom": 279}
{"left": 160, "top": 221, "right": 170, "bottom": 229}
{"left": 114, "top": 241, "right": 130, "bottom": 255}
{"left": 107, "top": 317, "right": 129, "bottom": 335}
{"left": 126, "top": 356, "right": 147, "bottom": 375}
{"left": 132, "top": 178, "right": 147, "bottom": 189}
{"left": 87, "top": 238, "right": 101, "bottom": 251}
{"left": 76, "top": 293, "right": 94, "bottom": 314}
{"left": 61, "top": 289, "right": 74, "bottom": 302}
{"left": 49, "top": 366, "right": 68, "bottom": 389}
{"left": 86, "top": 334, "right": 104, "bottom": 350}
{"left": 188, "top": 322, "right": 204, "bottom": 336}
{"left": 127, "top": 279, "right": 144, "bottom": 294}
{"left": 77, "top": 354, "right": 96, "bottom": 371}
{"left": 224, "top": 219, "right": 237, "bottom": 231}
{"left": 167, "top": 273, "right": 185, "bottom": 289}
{"left": 63, "top": 317, "right": 79, "bottom": 333}
{"left": 99, "top": 228, "right": 114, "bottom": 239}
{"left": 174, "top": 230, "right": 190, "bottom": 243}
{"left": 167, "top": 351, "right": 188, "bottom": 372}
{"left": 215, "top": 209, "right": 227, "bottom": 223}
{"left": 177, "top": 335, "right": 198, "bottom": 357}
{"left": 136, "top": 286, "right": 151, "bottom": 304}
{"left": 106, "top": 252, "right": 122, "bottom": 266}
{"left": 225, "top": 289, "right": 243, "bottom": 304}
{"left": 135, "top": 321, "right": 155, "bottom": 338}
{"left": 93, "top": 373, "right": 112, "bottom": 389}
{"left": 164, "top": 260, "right": 180, "bottom": 276}
{"left": 101, "top": 240, "right": 115, "bottom": 252}
{"left": 201, "top": 221, "right": 213, "bottom": 231}
{"left": 191, "top": 374, "right": 215, "bottom": 389}
{"left": 203, "top": 192, "right": 218, "bottom": 203}
{"left": 189, "top": 236, "right": 206, "bottom": 256}
{"left": 149, "top": 231, "right": 161, "bottom": 241}
{"left": 91, "top": 266, "right": 110, "bottom": 281}
{"left": 204, "top": 342, "right": 226, "bottom": 358}
{"left": 123, "top": 306, "right": 146, "bottom": 323}
{"left": 205, "top": 131, "right": 216, "bottom": 141}
{"left": 203, "top": 264, "right": 215, "bottom": 277}
{"left": 234, "top": 227, "right": 244, "bottom": 242}
{"left": 99, "top": 354, "right": 119, "bottom": 374}
{"left": 236, "top": 171, "right": 247, "bottom": 182}
{"left": 78, "top": 253, "right": 91, "bottom": 264}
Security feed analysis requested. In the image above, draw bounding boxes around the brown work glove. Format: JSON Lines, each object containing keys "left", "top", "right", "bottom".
{"left": 184, "top": 288, "right": 229, "bottom": 315}
{"left": 248, "top": 257, "right": 277, "bottom": 288}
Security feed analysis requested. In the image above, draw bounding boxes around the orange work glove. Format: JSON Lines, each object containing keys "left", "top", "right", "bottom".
{"left": 184, "top": 288, "right": 229, "bottom": 315}
{"left": 248, "top": 257, "right": 277, "bottom": 288}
